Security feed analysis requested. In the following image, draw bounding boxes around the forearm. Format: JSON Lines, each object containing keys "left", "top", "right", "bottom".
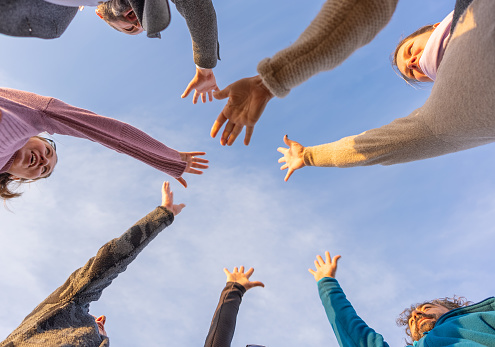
{"left": 257, "top": 0, "right": 398, "bottom": 98}
{"left": 204, "top": 282, "right": 246, "bottom": 347}
{"left": 172, "top": 0, "right": 219, "bottom": 68}
{"left": 318, "top": 278, "right": 389, "bottom": 347}
{"left": 303, "top": 110, "right": 463, "bottom": 168}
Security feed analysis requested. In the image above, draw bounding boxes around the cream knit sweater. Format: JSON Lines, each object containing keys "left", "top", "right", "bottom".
{"left": 257, "top": 0, "right": 398, "bottom": 98}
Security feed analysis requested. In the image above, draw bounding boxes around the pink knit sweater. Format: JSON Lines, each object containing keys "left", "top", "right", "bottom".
{"left": 0, "top": 88, "right": 186, "bottom": 178}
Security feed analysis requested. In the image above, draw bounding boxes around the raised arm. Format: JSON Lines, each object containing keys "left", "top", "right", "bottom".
{"left": 172, "top": 0, "right": 220, "bottom": 103}
{"left": 204, "top": 266, "right": 264, "bottom": 347}
{"left": 211, "top": 0, "right": 398, "bottom": 145}
{"left": 25, "top": 182, "right": 184, "bottom": 320}
{"left": 309, "top": 252, "right": 389, "bottom": 347}
{"left": 0, "top": 88, "right": 208, "bottom": 185}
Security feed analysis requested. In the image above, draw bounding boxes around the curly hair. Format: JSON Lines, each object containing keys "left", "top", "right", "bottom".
{"left": 391, "top": 24, "right": 436, "bottom": 86}
{"left": 396, "top": 296, "right": 472, "bottom": 345}
{"left": 0, "top": 136, "right": 56, "bottom": 202}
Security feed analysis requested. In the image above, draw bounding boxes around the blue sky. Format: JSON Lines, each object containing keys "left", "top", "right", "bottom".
{"left": 1, "top": 0, "right": 495, "bottom": 346}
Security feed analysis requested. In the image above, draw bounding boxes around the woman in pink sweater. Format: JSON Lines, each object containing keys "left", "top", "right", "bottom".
{"left": 0, "top": 88, "right": 208, "bottom": 200}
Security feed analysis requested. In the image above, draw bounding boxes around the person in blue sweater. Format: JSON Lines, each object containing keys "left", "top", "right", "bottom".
{"left": 309, "top": 251, "right": 495, "bottom": 346}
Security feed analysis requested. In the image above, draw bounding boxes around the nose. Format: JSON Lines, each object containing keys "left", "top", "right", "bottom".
{"left": 407, "top": 56, "right": 418, "bottom": 70}
{"left": 411, "top": 309, "right": 423, "bottom": 320}
{"left": 38, "top": 153, "right": 46, "bottom": 166}
{"left": 96, "top": 315, "right": 106, "bottom": 326}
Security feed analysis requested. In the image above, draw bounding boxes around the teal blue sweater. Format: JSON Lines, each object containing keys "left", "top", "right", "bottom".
{"left": 318, "top": 277, "right": 495, "bottom": 347}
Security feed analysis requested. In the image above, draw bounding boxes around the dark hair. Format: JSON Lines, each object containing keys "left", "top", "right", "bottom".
{"left": 0, "top": 136, "right": 56, "bottom": 202}
{"left": 391, "top": 24, "right": 436, "bottom": 85}
{"left": 396, "top": 296, "right": 472, "bottom": 345}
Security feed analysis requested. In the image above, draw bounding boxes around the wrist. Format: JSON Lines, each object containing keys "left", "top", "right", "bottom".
{"left": 253, "top": 75, "right": 274, "bottom": 99}
{"left": 196, "top": 66, "right": 213, "bottom": 76}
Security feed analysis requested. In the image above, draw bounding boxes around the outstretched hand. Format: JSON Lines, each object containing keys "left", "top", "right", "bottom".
{"left": 308, "top": 251, "right": 341, "bottom": 282}
{"left": 181, "top": 68, "right": 220, "bottom": 104}
{"left": 176, "top": 152, "right": 209, "bottom": 188}
{"left": 224, "top": 266, "right": 265, "bottom": 291}
{"left": 277, "top": 135, "right": 306, "bottom": 181}
{"left": 211, "top": 75, "right": 274, "bottom": 146}
{"left": 161, "top": 181, "right": 186, "bottom": 216}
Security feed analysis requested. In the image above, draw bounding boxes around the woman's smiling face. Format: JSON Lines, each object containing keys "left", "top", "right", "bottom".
{"left": 8, "top": 137, "right": 57, "bottom": 180}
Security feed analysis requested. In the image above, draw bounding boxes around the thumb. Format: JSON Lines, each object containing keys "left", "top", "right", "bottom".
{"left": 175, "top": 177, "right": 187, "bottom": 188}
{"left": 249, "top": 281, "right": 265, "bottom": 289}
{"left": 174, "top": 203, "right": 186, "bottom": 216}
{"left": 181, "top": 83, "right": 194, "bottom": 98}
{"left": 213, "top": 86, "right": 230, "bottom": 100}
{"left": 283, "top": 134, "right": 293, "bottom": 146}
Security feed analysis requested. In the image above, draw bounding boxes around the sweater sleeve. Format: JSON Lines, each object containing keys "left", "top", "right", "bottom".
{"left": 302, "top": 109, "right": 459, "bottom": 168}
{"left": 318, "top": 278, "right": 389, "bottom": 347}
{"left": 257, "top": 0, "right": 398, "bottom": 98}
{"left": 25, "top": 206, "right": 174, "bottom": 320}
{"left": 204, "top": 282, "right": 246, "bottom": 347}
{"left": 171, "top": 0, "right": 219, "bottom": 69}
{"left": 43, "top": 97, "right": 187, "bottom": 178}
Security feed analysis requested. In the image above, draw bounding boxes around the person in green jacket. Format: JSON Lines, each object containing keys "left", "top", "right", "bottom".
{"left": 309, "top": 251, "right": 495, "bottom": 346}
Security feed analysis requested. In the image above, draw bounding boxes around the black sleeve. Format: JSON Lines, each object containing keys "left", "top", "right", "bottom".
{"left": 204, "top": 282, "right": 247, "bottom": 347}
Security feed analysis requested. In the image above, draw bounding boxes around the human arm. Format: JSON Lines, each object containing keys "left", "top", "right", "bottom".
{"left": 1, "top": 88, "right": 212, "bottom": 184}
{"left": 204, "top": 267, "right": 264, "bottom": 347}
{"left": 309, "top": 252, "right": 389, "bottom": 347}
{"left": 210, "top": 0, "right": 398, "bottom": 146}
{"left": 171, "top": 0, "right": 220, "bottom": 102}
{"left": 26, "top": 182, "right": 183, "bottom": 316}
{"left": 257, "top": 0, "right": 398, "bottom": 97}
{"left": 302, "top": 98, "right": 495, "bottom": 169}
{"left": 317, "top": 278, "right": 390, "bottom": 347}
{"left": 0, "top": 87, "right": 190, "bottom": 178}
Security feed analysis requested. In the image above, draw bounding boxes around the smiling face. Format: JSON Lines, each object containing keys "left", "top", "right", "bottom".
{"left": 7, "top": 137, "right": 57, "bottom": 180}
{"left": 96, "top": 0, "right": 144, "bottom": 35}
{"left": 108, "top": 8, "right": 144, "bottom": 35}
{"left": 396, "top": 30, "right": 434, "bottom": 82}
{"left": 408, "top": 304, "right": 450, "bottom": 341}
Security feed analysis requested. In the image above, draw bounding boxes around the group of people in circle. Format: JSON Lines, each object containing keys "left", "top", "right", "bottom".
{"left": 1, "top": 0, "right": 494, "bottom": 346}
